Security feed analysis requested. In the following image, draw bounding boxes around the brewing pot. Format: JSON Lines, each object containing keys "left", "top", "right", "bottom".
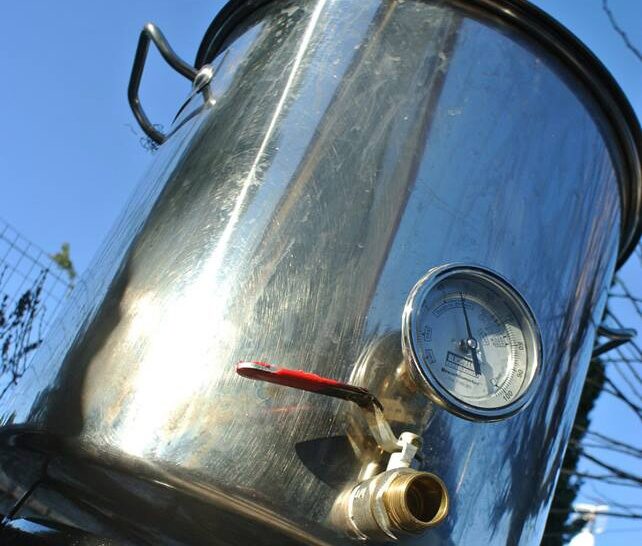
{"left": 1, "top": 1, "right": 640, "bottom": 544}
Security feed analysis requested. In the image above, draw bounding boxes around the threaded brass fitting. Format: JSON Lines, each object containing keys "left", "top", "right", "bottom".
{"left": 382, "top": 472, "right": 449, "bottom": 533}
{"left": 336, "top": 468, "right": 449, "bottom": 541}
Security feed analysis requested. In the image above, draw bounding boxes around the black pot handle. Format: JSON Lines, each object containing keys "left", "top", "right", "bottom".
{"left": 128, "top": 23, "right": 197, "bottom": 145}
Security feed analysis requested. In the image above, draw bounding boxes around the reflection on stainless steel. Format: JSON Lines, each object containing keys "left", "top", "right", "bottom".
{"left": 1, "top": 0, "right": 641, "bottom": 545}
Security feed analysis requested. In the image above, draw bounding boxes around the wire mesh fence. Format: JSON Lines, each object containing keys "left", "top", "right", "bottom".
{"left": 0, "top": 218, "right": 73, "bottom": 397}
{"left": 0, "top": 219, "right": 72, "bottom": 324}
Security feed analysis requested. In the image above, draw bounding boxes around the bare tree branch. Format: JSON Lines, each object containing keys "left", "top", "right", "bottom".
{"left": 549, "top": 507, "right": 642, "bottom": 520}
{"left": 578, "top": 441, "right": 642, "bottom": 458}
{"left": 610, "top": 356, "right": 642, "bottom": 402}
{"left": 602, "top": 0, "right": 642, "bottom": 62}
{"left": 585, "top": 486, "right": 642, "bottom": 513}
{"left": 580, "top": 450, "right": 642, "bottom": 487}
{"left": 584, "top": 375, "right": 642, "bottom": 421}
{"left": 561, "top": 470, "right": 642, "bottom": 489}
{"left": 0, "top": 267, "right": 46, "bottom": 400}
{"left": 580, "top": 429, "right": 642, "bottom": 458}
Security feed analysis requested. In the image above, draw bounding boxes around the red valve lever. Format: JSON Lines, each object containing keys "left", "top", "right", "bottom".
{"left": 236, "top": 361, "right": 383, "bottom": 409}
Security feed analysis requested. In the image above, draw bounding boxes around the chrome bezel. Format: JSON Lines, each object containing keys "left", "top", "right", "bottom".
{"left": 402, "top": 264, "right": 542, "bottom": 422}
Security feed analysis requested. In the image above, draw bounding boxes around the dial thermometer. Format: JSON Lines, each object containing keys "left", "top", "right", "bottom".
{"left": 403, "top": 264, "right": 542, "bottom": 421}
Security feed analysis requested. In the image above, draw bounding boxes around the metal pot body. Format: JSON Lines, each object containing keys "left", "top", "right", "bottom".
{"left": 0, "top": 1, "right": 624, "bottom": 545}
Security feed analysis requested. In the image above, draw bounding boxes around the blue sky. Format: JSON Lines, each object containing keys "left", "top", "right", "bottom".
{"left": 1, "top": 1, "right": 641, "bottom": 544}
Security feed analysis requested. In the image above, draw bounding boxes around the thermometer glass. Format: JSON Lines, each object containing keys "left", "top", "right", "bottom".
{"left": 403, "top": 265, "right": 541, "bottom": 420}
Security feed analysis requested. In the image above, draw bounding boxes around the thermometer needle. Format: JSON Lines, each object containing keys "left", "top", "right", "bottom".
{"left": 460, "top": 292, "right": 482, "bottom": 376}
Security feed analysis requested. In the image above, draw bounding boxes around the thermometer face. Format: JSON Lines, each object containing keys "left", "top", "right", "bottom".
{"left": 403, "top": 265, "right": 541, "bottom": 421}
